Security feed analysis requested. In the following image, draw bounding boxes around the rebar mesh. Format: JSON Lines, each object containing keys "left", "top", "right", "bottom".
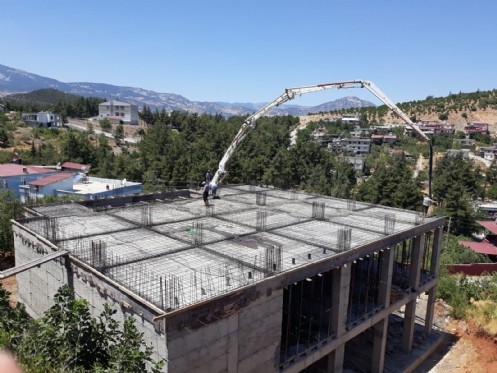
{"left": 256, "top": 191, "right": 267, "bottom": 206}
{"left": 338, "top": 228, "right": 352, "bottom": 252}
{"left": 22, "top": 185, "right": 441, "bottom": 313}
{"left": 384, "top": 213, "right": 396, "bottom": 235}
{"left": 312, "top": 202, "right": 325, "bottom": 220}
{"left": 256, "top": 210, "right": 267, "bottom": 231}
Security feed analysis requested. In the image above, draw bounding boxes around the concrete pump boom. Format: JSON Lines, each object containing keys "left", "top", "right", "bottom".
{"left": 212, "top": 80, "right": 434, "bottom": 197}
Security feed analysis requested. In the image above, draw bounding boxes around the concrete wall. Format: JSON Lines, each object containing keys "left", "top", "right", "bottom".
{"left": 165, "top": 288, "right": 283, "bottom": 373}
{"left": 13, "top": 226, "right": 168, "bottom": 370}
{"left": 448, "top": 262, "right": 497, "bottom": 275}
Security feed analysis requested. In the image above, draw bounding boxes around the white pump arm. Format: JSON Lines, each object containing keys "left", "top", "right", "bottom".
{"left": 211, "top": 80, "right": 433, "bottom": 194}
{"left": 359, "top": 80, "right": 430, "bottom": 142}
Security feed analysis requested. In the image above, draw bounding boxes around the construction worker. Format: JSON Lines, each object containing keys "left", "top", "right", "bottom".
{"left": 210, "top": 182, "right": 219, "bottom": 199}
{"left": 205, "top": 170, "right": 212, "bottom": 184}
{"left": 422, "top": 195, "right": 437, "bottom": 217}
{"left": 202, "top": 181, "right": 210, "bottom": 206}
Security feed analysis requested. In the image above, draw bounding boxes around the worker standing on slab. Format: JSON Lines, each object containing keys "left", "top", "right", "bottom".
{"left": 202, "top": 181, "right": 210, "bottom": 206}
{"left": 205, "top": 170, "right": 212, "bottom": 184}
{"left": 423, "top": 195, "right": 437, "bottom": 217}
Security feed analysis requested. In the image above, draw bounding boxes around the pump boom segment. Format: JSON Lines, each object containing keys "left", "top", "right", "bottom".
{"left": 211, "top": 80, "right": 434, "bottom": 197}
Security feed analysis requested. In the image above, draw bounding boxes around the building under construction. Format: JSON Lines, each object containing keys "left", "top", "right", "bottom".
{"left": 12, "top": 186, "right": 445, "bottom": 372}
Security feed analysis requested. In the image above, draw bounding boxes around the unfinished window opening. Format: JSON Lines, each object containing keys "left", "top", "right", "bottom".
{"left": 347, "top": 252, "right": 382, "bottom": 325}
{"left": 280, "top": 270, "right": 335, "bottom": 367}
{"left": 391, "top": 239, "right": 413, "bottom": 295}
{"left": 421, "top": 231, "right": 435, "bottom": 281}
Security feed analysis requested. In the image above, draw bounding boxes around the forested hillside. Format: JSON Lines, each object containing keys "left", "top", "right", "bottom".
{"left": 304, "top": 88, "right": 497, "bottom": 131}
{"left": 0, "top": 92, "right": 494, "bottom": 237}
{"left": 0, "top": 88, "right": 104, "bottom": 120}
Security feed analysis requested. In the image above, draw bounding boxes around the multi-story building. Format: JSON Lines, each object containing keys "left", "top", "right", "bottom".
{"left": 416, "top": 121, "right": 455, "bottom": 135}
{"left": 350, "top": 126, "right": 372, "bottom": 138}
{"left": 328, "top": 138, "right": 371, "bottom": 155}
{"left": 452, "top": 136, "right": 476, "bottom": 148}
{"left": 11, "top": 186, "right": 445, "bottom": 373}
{"left": 311, "top": 127, "right": 329, "bottom": 143}
{"left": 371, "top": 134, "right": 398, "bottom": 145}
{"left": 98, "top": 100, "right": 139, "bottom": 125}
{"left": 340, "top": 114, "right": 361, "bottom": 125}
{"left": 464, "top": 122, "right": 489, "bottom": 135}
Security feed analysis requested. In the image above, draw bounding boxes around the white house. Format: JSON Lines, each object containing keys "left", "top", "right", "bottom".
{"left": 37, "top": 112, "right": 62, "bottom": 127}
{"left": 98, "top": 100, "right": 139, "bottom": 125}
{"left": 341, "top": 114, "right": 361, "bottom": 125}
{"left": 22, "top": 112, "right": 62, "bottom": 128}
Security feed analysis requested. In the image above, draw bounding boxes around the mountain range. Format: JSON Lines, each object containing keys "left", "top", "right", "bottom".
{"left": 0, "top": 63, "right": 374, "bottom": 116}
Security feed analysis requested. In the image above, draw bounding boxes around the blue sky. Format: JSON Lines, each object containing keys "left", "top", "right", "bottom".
{"left": 1, "top": 0, "right": 496, "bottom": 106}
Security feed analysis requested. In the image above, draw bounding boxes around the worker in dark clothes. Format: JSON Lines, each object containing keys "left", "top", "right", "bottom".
{"left": 202, "top": 181, "right": 210, "bottom": 206}
{"left": 205, "top": 170, "right": 212, "bottom": 184}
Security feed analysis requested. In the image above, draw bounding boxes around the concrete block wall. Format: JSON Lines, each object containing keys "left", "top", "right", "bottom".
{"left": 166, "top": 289, "right": 283, "bottom": 373}
{"left": 13, "top": 228, "right": 168, "bottom": 370}
{"left": 237, "top": 289, "right": 283, "bottom": 373}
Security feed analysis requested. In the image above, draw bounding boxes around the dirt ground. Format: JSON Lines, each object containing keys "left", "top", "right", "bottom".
{"left": 0, "top": 255, "right": 17, "bottom": 306}
{"left": 420, "top": 301, "right": 497, "bottom": 373}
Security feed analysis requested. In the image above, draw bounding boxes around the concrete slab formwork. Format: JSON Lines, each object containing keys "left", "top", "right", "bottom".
{"left": 13, "top": 186, "right": 445, "bottom": 373}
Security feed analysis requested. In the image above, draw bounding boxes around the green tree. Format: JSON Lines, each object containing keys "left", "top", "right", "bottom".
{"left": 330, "top": 160, "right": 357, "bottom": 199}
{"left": 100, "top": 118, "right": 112, "bottom": 132}
{"left": 262, "top": 148, "right": 293, "bottom": 188}
{"left": 435, "top": 182, "right": 478, "bottom": 236}
{"left": 433, "top": 154, "right": 482, "bottom": 201}
{"left": 355, "top": 155, "right": 422, "bottom": 210}
{"left": 0, "top": 191, "right": 21, "bottom": 256}
{"left": 484, "top": 162, "right": 497, "bottom": 198}
{"left": 0, "top": 128, "right": 9, "bottom": 146}
{"left": 114, "top": 124, "right": 124, "bottom": 144}
{"left": 4, "top": 286, "right": 163, "bottom": 372}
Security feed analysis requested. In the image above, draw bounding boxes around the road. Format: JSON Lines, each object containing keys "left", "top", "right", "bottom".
{"left": 65, "top": 121, "right": 139, "bottom": 144}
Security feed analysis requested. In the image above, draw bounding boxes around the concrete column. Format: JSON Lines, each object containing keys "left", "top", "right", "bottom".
{"left": 64, "top": 256, "right": 74, "bottom": 293}
{"left": 327, "top": 264, "right": 351, "bottom": 373}
{"left": 402, "top": 299, "right": 416, "bottom": 353}
{"left": 409, "top": 235, "right": 425, "bottom": 292}
{"left": 424, "top": 286, "right": 437, "bottom": 335}
{"left": 403, "top": 235, "right": 425, "bottom": 352}
{"left": 425, "top": 227, "right": 443, "bottom": 335}
{"left": 371, "top": 248, "right": 394, "bottom": 373}
{"left": 430, "top": 227, "right": 443, "bottom": 277}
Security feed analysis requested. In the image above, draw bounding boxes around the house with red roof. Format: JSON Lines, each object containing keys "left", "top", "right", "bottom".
{"left": 20, "top": 173, "right": 75, "bottom": 202}
{"left": 0, "top": 164, "right": 57, "bottom": 198}
{"left": 459, "top": 220, "right": 497, "bottom": 259}
{"left": 464, "top": 122, "right": 489, "bottom": 135}
{"left": 61, "top": 162, "right": 90, "bottom": 173}
{"left": 2, "top": 161, "right": 142, "bottom": 202}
